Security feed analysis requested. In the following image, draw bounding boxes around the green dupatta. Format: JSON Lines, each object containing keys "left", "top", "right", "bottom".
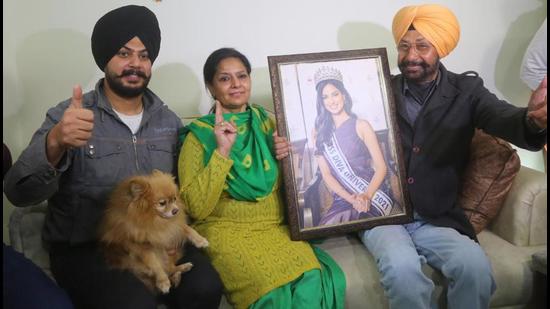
{"left": 179, "top": 105, "right": 278, "bottom": 201}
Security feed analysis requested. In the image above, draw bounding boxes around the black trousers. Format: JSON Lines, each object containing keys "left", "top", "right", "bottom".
{"left": 4, "top": 244, "right": 73, "bottom": 309}
{"left": 50, "top": 242, "right": 223, "bottom": 309}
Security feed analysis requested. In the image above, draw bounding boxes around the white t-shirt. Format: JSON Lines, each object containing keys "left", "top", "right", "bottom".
{"left": 520, "top": 19, "right": 547, "bottom": 91}
{"left": 114, "top": 109, "right": 143, "bottom": 134}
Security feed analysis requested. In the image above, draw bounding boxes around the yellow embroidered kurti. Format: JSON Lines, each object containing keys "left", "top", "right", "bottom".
{"left": 179, "top": 134, "right": 320, "bottom": 309}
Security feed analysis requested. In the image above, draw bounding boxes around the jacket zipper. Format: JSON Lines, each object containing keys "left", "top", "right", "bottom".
{"left": 132, "top": 135, "right": 140, "bottom": 170}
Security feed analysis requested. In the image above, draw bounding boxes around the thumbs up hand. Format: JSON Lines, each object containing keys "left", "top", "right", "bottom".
{"left": 46, "top": 85, "right": 94, "bottom": 166}
{"left": 57, "top": 85, "right": 95, "bottom": 148}
{"left": 69, "top": 84, "right": 84, "bottom": 109}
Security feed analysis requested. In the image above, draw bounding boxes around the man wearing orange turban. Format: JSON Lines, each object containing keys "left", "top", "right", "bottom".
{"left": 392, "top": 4, "right": 460, "bottom": 59}
{"left": 359, "top": 4, "right": 547, "bottom": 309}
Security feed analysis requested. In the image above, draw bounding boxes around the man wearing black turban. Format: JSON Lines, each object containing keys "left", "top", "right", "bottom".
{"left": 91, "top": 5, "right": 161, "bottom": 72}
{"left": 90, "top": 4, "right": 161, "bottom": 99}
{"left": 4, "top": 5, "right": 223, "bottom": 309}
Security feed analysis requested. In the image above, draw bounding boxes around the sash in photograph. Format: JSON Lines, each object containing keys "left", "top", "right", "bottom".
{"left": 323, "top": 134, "right": 393, "bottom": 216}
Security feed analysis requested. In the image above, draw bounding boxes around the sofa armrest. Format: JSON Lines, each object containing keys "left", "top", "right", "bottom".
{"left": 489, "top": 165, "right": 547, "bottom": 246}
{"left": 8, "top": 202, "right": 53, "bottom": 278}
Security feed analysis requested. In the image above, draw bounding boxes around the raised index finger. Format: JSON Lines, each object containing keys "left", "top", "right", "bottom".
{"left": 215, "top": 100, "right": 224, "bottom": 124}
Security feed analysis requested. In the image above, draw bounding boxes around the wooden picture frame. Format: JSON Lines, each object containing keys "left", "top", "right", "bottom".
{"left": 268, "top": 48, "right": 412, "bottom": 240}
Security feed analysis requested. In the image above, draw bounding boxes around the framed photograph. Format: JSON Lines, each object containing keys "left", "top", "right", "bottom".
{"left": 268, "top": 48, "right": 412, "bottom": 240}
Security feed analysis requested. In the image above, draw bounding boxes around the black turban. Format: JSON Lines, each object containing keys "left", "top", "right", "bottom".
{"left": 91, "top": 5, "right": 161, "bottom": 71}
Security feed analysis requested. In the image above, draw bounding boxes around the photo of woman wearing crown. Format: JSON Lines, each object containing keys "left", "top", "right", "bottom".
{"left": 309, "top": 66, "right": 395, "bottom": 226}
{"left": 270, "top": 50, "right": 411, "bottom": 239}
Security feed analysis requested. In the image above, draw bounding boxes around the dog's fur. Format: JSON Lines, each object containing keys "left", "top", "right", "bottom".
{"left": 98, "top": 170, "right": 208, "bottom": 294}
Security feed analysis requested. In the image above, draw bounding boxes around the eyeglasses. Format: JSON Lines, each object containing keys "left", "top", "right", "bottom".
{"left": 397, "top": 42, "right": 432, "bottom": 55}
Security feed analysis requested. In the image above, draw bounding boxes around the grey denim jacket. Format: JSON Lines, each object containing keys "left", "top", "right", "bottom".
{"left": 4, "top": 79, "right": 183, "bottom": 244}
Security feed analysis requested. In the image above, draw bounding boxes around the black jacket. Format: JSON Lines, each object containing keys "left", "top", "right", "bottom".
{"left": 392, "top": 64, "right": 546, "bottom": 240}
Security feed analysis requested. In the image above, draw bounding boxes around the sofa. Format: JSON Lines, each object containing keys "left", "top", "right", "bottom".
{"left": 317, "top": 165, "right": 547, "bottom": 309}
{"left": 8, "top": 164, "right": 546, "bottom": 308}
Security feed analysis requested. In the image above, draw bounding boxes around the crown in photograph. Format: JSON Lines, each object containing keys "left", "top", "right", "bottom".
{"left": 314, "top": 66, "right": 343, "bottom": 86}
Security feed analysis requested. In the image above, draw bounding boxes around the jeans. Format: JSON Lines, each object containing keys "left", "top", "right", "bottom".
{"left": 359, "top": 220, "right": 496, "bottom": 309}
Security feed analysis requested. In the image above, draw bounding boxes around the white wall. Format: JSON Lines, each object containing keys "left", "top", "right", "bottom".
{"left": 3, "top": 0, "right": 547, "bottom": 242}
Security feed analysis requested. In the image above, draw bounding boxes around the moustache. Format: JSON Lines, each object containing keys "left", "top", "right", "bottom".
{"left": 119, "top": 69, "right": 148, "bottom": 79}
{"left": 399, "top": 60, "right": 429, "bottom": 68}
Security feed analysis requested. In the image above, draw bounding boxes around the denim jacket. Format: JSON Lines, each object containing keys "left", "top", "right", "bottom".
{"left": 4, "top": 79, "right": 183, "bottom": 244}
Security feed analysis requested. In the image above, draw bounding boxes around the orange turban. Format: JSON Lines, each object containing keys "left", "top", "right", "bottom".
{"left": 392, "top": 4, "right": 460, "bottom": 58}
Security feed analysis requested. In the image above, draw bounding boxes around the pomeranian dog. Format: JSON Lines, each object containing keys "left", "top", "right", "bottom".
{"left": 98, "top": 170, "right": 208, "bottom": 294}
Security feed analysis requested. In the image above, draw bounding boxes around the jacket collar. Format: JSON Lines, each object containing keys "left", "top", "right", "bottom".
{"left": 90, "top": 78, "right": 166, "bottom": 125}
{"left": 394, "top": 64, "right": 460, "bottom": 129}
{"left": 419, "top": 64, "right": 459, "bottom": 119}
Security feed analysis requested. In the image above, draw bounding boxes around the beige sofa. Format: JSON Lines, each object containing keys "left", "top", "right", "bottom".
{"left": 8, "top": 165, "right": 547, "bottom": 308}
{"left": 317, "top": 165, "right": 547, "bottom": 309}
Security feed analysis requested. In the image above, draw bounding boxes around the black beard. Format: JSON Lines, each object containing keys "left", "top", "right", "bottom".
{"left": 105, "top": 69, "right": 151, "bottom": 98}
{"left": 398, "top": 59, "right": 439, "bottom": 84}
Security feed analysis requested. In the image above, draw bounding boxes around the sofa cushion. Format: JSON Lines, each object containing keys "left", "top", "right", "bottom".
{"left": 490, "top": 166, "right": 547, "bottom": 246}
{"left": 477, "top": 230, "right": 545, "bottom": 307}
{"left": 317, "top": 235, "right": 448, "bottom": 308}
{"left": 458, "top": 130, "right": 520, "bottom": 234}
{"left": 8, "top": 203, "right": 52, "bottom": 278}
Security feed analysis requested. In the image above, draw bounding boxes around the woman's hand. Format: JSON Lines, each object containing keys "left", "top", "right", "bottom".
{"left": 273, "top": 131, "right": 290, "bottom": 160}
{"left": 214, "top": 100, "right": 237, "bottom": 158}
{"left": 350, "top": 194, "right": 370, "bottom": 213}
{"left": 356, "top": 193, "right": 371, "bottom": 213}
